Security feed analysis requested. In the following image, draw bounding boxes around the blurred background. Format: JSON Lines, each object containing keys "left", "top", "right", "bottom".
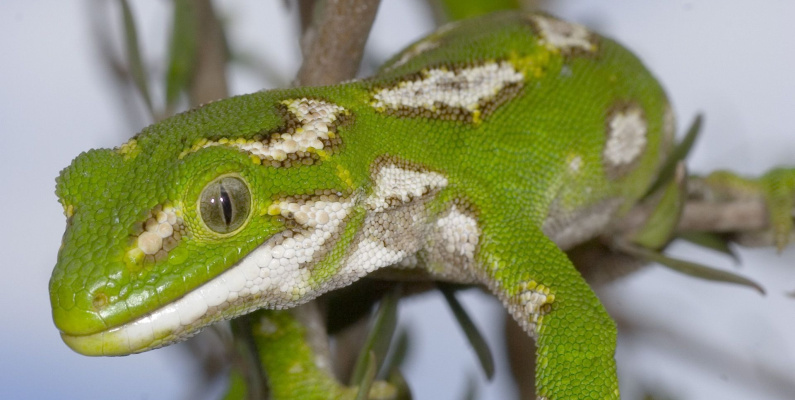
{"left": 2, "top": 1, "right": 794, "bottom": 399}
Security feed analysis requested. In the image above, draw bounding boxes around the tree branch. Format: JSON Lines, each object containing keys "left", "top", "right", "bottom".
{"left": 294, "top": 0, "right": 381, "bottom": 86}
{"left": 189, "top": 0, "right": 228, "bottom": 105}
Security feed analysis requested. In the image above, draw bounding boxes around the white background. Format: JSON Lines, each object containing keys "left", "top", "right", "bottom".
{"left": 1, "top": 1, "right": 794, "bottom": 399}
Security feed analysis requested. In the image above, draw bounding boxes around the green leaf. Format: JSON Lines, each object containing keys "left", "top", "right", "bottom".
{"left": 645, "top": 114, "right": 703, "bottom": 198}
{"left": 119, "top": 0, "right": 154, "bottom": 117}
{"left": 631, "top": 162, "right": 686, "bottom": 250}
{"left": 165, "top": 0, "right": 198, "bottom": 111}
{"left": 616, "top": 241, "right": 764, "bottom": 294}
{"left": 355, "top": 351, "right": 377, "bottom": 400}
{"left": 382, "top": 329, "right": 410, "bottom": 378}
{"left": 350, "top": 286, "right": 400, "bottom": 386}
{"left": 677, "top": 232, "right": 740, "bottom": 264}
{"left": 438, "top": 284, "right": 495, "bottom": 380}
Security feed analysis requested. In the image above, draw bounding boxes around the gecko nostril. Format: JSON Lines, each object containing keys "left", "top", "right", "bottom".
{"left": 92, "top": 292, "right": 109, "bottom": 311}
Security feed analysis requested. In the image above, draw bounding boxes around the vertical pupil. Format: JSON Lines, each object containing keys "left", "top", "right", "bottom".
{"left": 219, "top": 184, "right": 233, "bottom": 225}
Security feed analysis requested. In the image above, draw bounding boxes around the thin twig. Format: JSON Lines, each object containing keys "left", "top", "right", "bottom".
{"left": 189, "top": 0, "right": 229, "bottom": 105}
{"left": 294, "top": 0, "right": 382, "bottom": 86}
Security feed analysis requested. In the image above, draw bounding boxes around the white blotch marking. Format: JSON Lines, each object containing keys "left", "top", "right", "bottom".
{"left": 372, "top": 62, "right": 524, "bottom": 112}
{"left": 337, "top": 197, "right": 429, "bottom": 283}
{"left": 137, "top": 232, "right": 162, "bottom": 255}
{"left": 435, "top": 206, "right": 479, "bottom": 261}
{"left": 568, "top": 155, "right": 583, "bottom": 173}
{"left": 134, "top": 205, "right": 182, "bottom": 256}
{"left": 396, "top": 254, "right": 418, "bottom": 268}
{"left": 513, "top": 284, "right": 554, "bottom": 336}
{"left": 366, "top": 164, "right": 448, "bottom": 212}
{"left": 519, "top": 290, "right": 550, "bottom": 316}
{"left": 604, "top": 107, "right": 647, "bottom": 166}
{"left": 200, "top": 98, "right": 345, "bottom": 161}
{"left": 342, "top": 238, "right": 407, "bottom": 278}
{"left": 422, "top": 205, "right": 482, "bottom": 282}
{"left": 531, "top": 15, "right": 595, "bottom": 54}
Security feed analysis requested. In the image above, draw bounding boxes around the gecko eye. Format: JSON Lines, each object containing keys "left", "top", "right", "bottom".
{"left": 199, "top": 176, "right": 251, "bottom": 234}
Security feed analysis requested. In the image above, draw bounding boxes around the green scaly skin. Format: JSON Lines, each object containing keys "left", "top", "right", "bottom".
{"left": 224, "top": 310, "right": 369, "bottom": 400}
{"left": 51, "top": 11, "right": 689, "bottom": 398}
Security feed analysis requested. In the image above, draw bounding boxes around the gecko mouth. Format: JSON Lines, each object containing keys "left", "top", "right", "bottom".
{"left": 62, "top": 198, "right": 357, "bottom": 356}
{"left": 61, "top": 237, "right": 304, "bottom": 356}
{"left": 60, "top": 261, "right": 255, "bottom": 356}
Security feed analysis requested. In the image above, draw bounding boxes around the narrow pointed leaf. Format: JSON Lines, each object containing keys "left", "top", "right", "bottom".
{"left": 631, "top": 162, "right": 687, "bottom": 250}
{"left": 350, "top": 286, "right": 400, "bottom": 386}
{"left": 439, "top": 284, "right": 495, "bottom": 380}
{"left": 119, "top": 0, "right": 154, "bottom": 117}
{"left": 677, "top": 232, "right": 740, "bottom": 264}
{"left": 382, "top": 329, "right": 409, "bottom": 378}
{"left": 617, "top": 241, "right": 764, "bottom": 294}
{"left": 645, "top": 114, "right": 703, "bottom": 198}
{"left": 355, "top": 351, "right": 377, "bottom": 400}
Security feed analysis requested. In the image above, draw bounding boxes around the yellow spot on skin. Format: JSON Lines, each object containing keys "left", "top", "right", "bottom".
{"left": 267, "top": 203, "right": 281, "bottom": 216}
{"left": 336, "top": 165, "right": 354, "bottom": 188}
{"left": 250, "top": 155, "right": 262, "bottom": 165}
{"left": 117, "top": 139, "right": 140, "bottom": 160}
{"left": 472, "top": 110, "right": 482, "bottom": 125}
{"left": 125, "top": 248, "right": 145, "bottom": 271}
{"left": 508, "top": 51, "right": 550, "bottom": 80}
{"left": 63, "top": 204, "right": 74, "bottom": 218}
{"left": 566, "top": 153, "right": 583, "bottom": 173}
{"left": 288, "top": 362, "right": 304, "bottom": 374}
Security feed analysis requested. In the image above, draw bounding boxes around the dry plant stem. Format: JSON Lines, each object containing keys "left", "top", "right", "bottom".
{"left": 294, "top": 0, "right": 382, "bottom": 86}
{"left": 189, "top": 0, "right": 229, "bottom": 105}
{"left": 618, "top": 199, "right": 771, "bottom": 238}
{"left": 678, "top": 200, "right": 768, "bottom": 233}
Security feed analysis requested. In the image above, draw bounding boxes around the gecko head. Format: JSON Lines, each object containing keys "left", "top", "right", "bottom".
{"left": 50, "top": 94, "right": 354, "bottom": 356}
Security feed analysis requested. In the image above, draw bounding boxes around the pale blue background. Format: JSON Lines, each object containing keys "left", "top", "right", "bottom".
{"left": 2, "top": 1, "right": 795, "bottom": 399}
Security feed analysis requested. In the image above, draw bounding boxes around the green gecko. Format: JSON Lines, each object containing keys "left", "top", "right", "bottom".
{"left": 52, "top": 10, "right": 788, "bottom": 399}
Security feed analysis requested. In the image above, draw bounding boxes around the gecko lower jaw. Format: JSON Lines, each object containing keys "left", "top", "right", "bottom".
{"left": 61, "top": 247, "right": 274, "bottom": 356}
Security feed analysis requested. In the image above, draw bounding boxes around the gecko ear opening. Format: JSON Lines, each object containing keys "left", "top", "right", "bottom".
{"left": 199, "top": 175, "right": 251, "bottom": 234}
